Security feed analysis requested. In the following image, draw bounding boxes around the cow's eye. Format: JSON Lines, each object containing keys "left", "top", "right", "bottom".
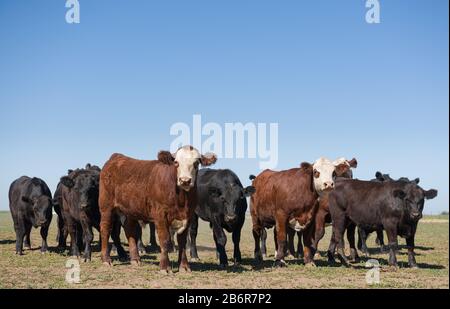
{"left": 313, "top": 169, "right": 320, "bottom": 178}
{"left": 174, "top": 161, "right": 179, "bottom": 167}
{"left": 193, "top": 161, "right": 199, "bottom": 168}
{"left": 332, "top": 171, "right": 337, "bottom": 178}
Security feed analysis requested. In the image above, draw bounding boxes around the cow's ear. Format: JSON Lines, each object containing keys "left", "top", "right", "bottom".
{"left": 85, "top": 163, "right": 91, "bottom": 169}
{"left": 414, "top": 178, "right": 420, "bottom": 184}
{"left": 243, "top": 186, "right": 256, "bottom": 197}
{"left": 375, "top": 171, "right": 383, "bottom": 180}
{"left": 347, "top": 158, "right": 357, "bottom": 168}
{"left": 300, "top": 162, "right": 312, "bottom": 172}
{"left": 157, "top": 151, "right": 175, "bottom": 165}
{"left": 21, "top": 196, "right": 32, "bottom": 204}
{"left": 424, "top": 189, "right": 437, "bottom": 200}
{"left": 393, "top": 189, "right": 406, "bottom": 200}
{"left": 208, "top": 187, "right": 221, "bottom": 197}
{"left": 60, "top": 176, "right": 75, "bottom": 188}
{"left": 67, "top": 169, "right": 74, "bottom": 175}
{"left": 200, "top": 153, "right": 217, "bottom": 166}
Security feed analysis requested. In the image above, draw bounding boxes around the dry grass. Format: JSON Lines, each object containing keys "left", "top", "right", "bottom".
{"left": 0, "top": 211, "right": 448, "bottom": 289}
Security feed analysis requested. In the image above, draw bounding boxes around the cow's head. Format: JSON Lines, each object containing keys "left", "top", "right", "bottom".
{"left": 373, "top": 171, "right": 395, "bottom": 182}
{"left": 312, "top": 157, "right": 351, "bottom": 194}
{"left": 61, "top": 170, "right": 100, "bottom": 210}
{"left": 21, "top": 195, "right": 52, "bottom": 227}
{"left": 393, "top": 183, "right": 438, "bottom": 221}
{"left": 332, "top": 157, "right": 358, "bottom": 178}
{"left": 160, "top": 146, "right": 217, "bottom": 192}
{"left": 209, "top": 183, "right": 255, "bottom": 224}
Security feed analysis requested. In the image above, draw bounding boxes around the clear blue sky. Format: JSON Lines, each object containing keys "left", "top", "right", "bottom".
{"left": 0, "top": 0, "right": 448, "bottom": 214}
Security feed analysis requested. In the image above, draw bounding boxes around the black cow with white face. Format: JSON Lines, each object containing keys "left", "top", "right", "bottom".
{"left": 9, "top": 176, "right": 53, "bottom": 255}
{"left": 189, "top": 169, "right": 255, "bottom": 268}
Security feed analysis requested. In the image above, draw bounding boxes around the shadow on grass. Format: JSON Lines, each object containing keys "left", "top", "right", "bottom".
{"left": 0, "top": 239, "right": 15, "bottom": 245}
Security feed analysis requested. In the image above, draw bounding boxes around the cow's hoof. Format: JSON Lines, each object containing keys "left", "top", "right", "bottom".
{"left": 130, "top": 260, "right": 141, "bottom": 266}
{"left": 40, "top": 250, "right": 48, "bottom": 255}
{"left": 178, "top": 267, "right": 191, "bottom": 273}
{"left": 233, "top": 261, "right": 241, "bottom": 267}
{"left": 409, "top": 265, "right": 419, "bottom": 269}
{"left": 273, "top": 259, "right": 287, "bottom": 268}
{"left": 160, "top": 269, "right": 173, "bottom": 275}
{"left": 102, "top": 261, "right": 112, "bottom": 267}
{"left": 190, "top": 257, "right": 200, "bottom": 262}
{"left": 15, "top": 251, "right": 24, "bottom": 255}
{"left": 313, "top": 252, "right": 321, "bottom": 259}
{"left": 261, "top": 253, "right": 267, "bottom": 259}
{"left": 83, "top": 257, "right": 91, "bottom": 263}
{"left": 218, "top": 263, "right": 228, "bottom": 270}
{"left": 70, "top": 255, "right": 79, "bottom": 259}
{"left": 285, "top": 254, "right": 295, "bottom": 260}
{"left": 305, "top": 262, "right": 317, "bottom": 268}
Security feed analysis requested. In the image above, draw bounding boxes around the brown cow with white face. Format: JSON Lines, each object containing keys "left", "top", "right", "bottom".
{"left": 250, "top": 157, "right": 351, "bottom": 267}
{"left": 99, "top": 146, "right": 217, "bottom": 273}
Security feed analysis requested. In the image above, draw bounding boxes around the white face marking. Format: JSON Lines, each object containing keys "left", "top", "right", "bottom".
{"left": 173, "top": 146, "right": 201, "bottom": 191}
{"left": 312, "top": 157, "right": 338, "bottom": 194}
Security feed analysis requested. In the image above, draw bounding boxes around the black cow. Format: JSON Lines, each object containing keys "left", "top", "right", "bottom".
{"left": 357, "top": 172, "right": 421, "bottom": 255}
{"left": 9, "top": 176, "right": 53, "bottom": 255}
{"left": 328, "top": 178, "right": 437, "bottom": 267}
{"left": 60, "top": 164, "right": 126, "bottom": 262}
{"left": 189, "top": 169, "right": 255, "bottom": 268}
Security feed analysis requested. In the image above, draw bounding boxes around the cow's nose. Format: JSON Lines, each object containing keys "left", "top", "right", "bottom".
{"left": 225, "top": 214, "right": 237, "bottom": 222}
{"left": 179, "top": 177, "right": 191, "bottom": 186}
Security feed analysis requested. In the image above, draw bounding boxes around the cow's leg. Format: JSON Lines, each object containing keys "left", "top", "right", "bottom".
{"left": 302, "top": 225, "right": 316, "bottom": 266}
{"left": 384, "top": 224, "right": 398, "bottom": 267}
{"left": 14, "top": 218, "right": 25, "bottom": 255}
{"left": 66, "top": 216, "right": 80, "bottom": 258}
{"left": 260, "top": 228, "right": 267, "bottom": 258}
{"left": 56, "top": 215, "right": 66, "bottom": 248}
{"left": 80, "top": 222, "right": 93, "bottom": 262}
{"left": 232, "top": 224, "right": 243, "bottom": 266}
{"left": 123, "top": 218, "right": 140, "bottom": 265}
{"left": 274, "top": 216, "right": 288, "bottom": 267}
{"left": 39, "top": 222, "right": 50, "bottom": 253}
{"left": 189, "top": 213, "right": 200, "bottom": 261}
{"left": 297, "top": 231, "right": 304, "bottom": 258}
{"left": 312, "top": 214, "right": 326, "bottom": 259}
{"left": 406, "top": 225, "right": 418, "bottom": 268}
{"left": 156, "top": 221, "right": 172, "bottom": 273}
{"left": 100, "top": 209, "right": 113, "bottom": 266}
{"left": 212, "top": 222, "right": 228, "bottom": 268}
{"left": 357, "top": 228, "right": 369, "bottom": 256}
{"left": 136, "top": 225, "right": 146, "bottom": 255}
{"left": 329, "top": 216, "right": 349, "bottom": 266}
{"left": 252, "top": 223, "right": 263, "bottom": 264}
{"left": 346, "top": 223, "right": 360, "bottom": 263}
{"left": 286, "top": 227, "right": 296, "bottom": 258}
{"left": 273, "top": 227, "right": 278, "bottom": 257}
{"left": 111, "top": 216, "right": 128, "bottom": 261}
{"left": 376, "top": 229, "right": 387, "bottom": 253}
{"left": 23, "top": 223, "right": 32, "bottom": 250}
{"left": 177, "top": 228, "right": 191, "bottom": 273}
{"left": 149, "top": 222, "right": 160, "bottom": 252}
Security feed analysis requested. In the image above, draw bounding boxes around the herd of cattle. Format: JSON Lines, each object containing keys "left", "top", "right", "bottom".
{"left": 8, "top": 145, "right": 438, "bottom": 273}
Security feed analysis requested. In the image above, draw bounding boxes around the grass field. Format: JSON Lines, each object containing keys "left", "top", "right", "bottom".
{"left": 0, "top": 211, "right": 448, "bottom": 289}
